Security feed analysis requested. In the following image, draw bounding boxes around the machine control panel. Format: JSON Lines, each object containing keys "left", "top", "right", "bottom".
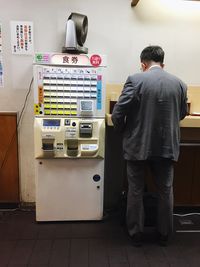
{"left": 34, "top": 117, "right": 105, "bottom": 158}
{"left": 33, "top": 62, "right": 106, "bottom": 117}
{"left": 65, "top": 120, "right": 78, "bottom": 139}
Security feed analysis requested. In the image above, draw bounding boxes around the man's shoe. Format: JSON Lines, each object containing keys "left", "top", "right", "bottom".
{"left": 130, "top": 232, "right": 143, "bottom": 247}
{"left": 157, "top": 233, "right": 169, "bottom": 247}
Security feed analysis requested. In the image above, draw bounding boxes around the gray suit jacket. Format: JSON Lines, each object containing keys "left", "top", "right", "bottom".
{"left": 111, "top": 66, "right": 187, "bottom": 161}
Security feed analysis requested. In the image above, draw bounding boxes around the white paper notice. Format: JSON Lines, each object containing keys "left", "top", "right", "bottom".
{"left": 0, "top": 22, "right": 2, "bottom": 54}
{"left": 0, "top": 56, "right": 3, "bottom": 87}
{"left": 10, "top": 21, "right": 34, "bottom": 55}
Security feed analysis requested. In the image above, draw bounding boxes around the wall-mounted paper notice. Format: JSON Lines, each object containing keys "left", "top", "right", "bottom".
{"left": 0, "top": 56, "right": 4, "bottom": 87}
{"left": 10, "top": 21, "right": 34, "bottom": 55}
{"left": 0, "top": 22, "right": 2, "bottom": 53}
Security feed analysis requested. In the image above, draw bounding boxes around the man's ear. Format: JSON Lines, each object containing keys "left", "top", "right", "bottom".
{"left": 141, "top": 62, "right": 147, "bottom": 72}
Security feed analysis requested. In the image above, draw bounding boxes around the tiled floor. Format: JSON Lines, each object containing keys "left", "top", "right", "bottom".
{"left": 0, "top": 210, "right": 200, "bottom": 267}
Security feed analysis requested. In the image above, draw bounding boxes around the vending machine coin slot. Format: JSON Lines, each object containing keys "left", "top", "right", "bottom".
{"left": 66, "top": 139, "right": 78, "bottom": 157}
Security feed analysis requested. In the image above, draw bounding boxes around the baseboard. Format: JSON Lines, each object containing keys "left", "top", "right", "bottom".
{"left": 19, "top": 202, "right": 35, "bottom": 211}
{"left": 0, "top": 203, "right": 19, "bottom": 209}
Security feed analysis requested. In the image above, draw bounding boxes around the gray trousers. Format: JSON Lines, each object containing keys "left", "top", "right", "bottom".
{"left": 126, "top": 159, "right": 174, "bottom": 237}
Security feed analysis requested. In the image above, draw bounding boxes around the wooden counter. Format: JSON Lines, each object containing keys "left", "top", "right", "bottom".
{"left": 104, "top": 85, "right": 200, "bottom": 209}
{"left": 106, "top": 114, "right": 200, "bottom": 128}
{"left": 104, "top": 122, "right": 200, "bottom": 209}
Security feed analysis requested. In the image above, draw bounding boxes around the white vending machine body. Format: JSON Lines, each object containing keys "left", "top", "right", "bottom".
{"left": 33, "top": 53, "right": 106, "bottom": 221}
{"left": 35, "top": 158, "right": 104, "bottom": 221}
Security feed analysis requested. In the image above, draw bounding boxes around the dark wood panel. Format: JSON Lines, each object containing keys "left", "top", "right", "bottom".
{"left": 180, "top": 127, "right": 200, "bottom": 142}
{"left": 191, "top": 146, "right": 200, "bottom": 205}
{"left": 174, "top": 146, "right": 195, "bottom": 206}
{"left": 0, "top": 113, "right": 19, "bottom": 202}
{"left": 105, "top": 126, "right": 200, "bottom": 208}
{"left": 104, "top": 126, "right": 126, "bottom": 210}
{"left": 141, "top": 146, "right": 199, "bottom": 206}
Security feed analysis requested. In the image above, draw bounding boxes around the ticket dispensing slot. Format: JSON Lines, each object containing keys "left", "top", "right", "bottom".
{"left": 65, "top": 119, "right": 79, "bottom": 157}
{"left": 80, "top": 123, "right": 93, "bottom": 138}
{"left": 67, "top": 139, "right": 78, "bottom": 157}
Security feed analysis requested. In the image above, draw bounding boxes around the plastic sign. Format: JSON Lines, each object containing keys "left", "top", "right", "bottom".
{"left": 34, "top": 53, "right": 106, "bottom": 67}
{"left": 90, "top": 55, "right": 102, "bottom": 67}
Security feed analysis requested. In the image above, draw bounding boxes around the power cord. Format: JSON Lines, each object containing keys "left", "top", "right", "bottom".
{"left": 17, "top": 77, "right": 33, "bottom": 128}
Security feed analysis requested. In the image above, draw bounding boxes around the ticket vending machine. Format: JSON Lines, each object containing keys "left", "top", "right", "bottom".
{"left": 33, "top": 53, "right": 106, "bottom": 221}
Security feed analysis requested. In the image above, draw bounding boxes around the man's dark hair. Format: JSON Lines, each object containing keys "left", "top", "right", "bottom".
{"left": 140, "top": 45, "right": 164, "bottom": 64}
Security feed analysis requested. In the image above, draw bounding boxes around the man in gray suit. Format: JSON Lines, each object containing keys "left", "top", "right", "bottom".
{"left": 111, "top": 45, "right": 187, "bottom": 246}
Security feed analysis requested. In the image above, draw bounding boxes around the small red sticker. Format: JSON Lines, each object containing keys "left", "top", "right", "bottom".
{"left": 90, "top": 54, "right": 102, "bottom": 67}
